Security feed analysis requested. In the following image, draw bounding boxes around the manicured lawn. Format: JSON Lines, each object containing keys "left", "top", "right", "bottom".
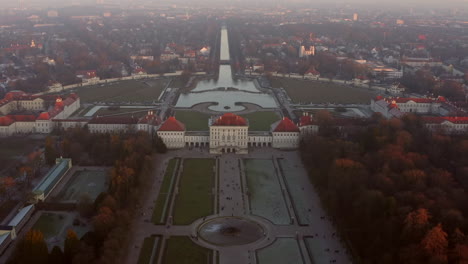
{"left": 137, "top": 236, "right": 161, "bottom": 264}
{"left": 274, "top": 78, "right": 374, "bottom": 104}
{"left": 175, "top": 111, "right": 210, "bottom": 131}
{"left": 241, "top": 111, "right": 280, "bottom": 131}
{"left": 152, "top": 159, "right": 179, "bottom": 225}
{"left": 244, "top": 159, "right": 290, "bottom": 225}
{"left": 257, "top": 238, "right": 304, "bottom": 264}
{"left": 75, "top": 79, "right": 168, "bottom": 103}
{"left": 163, "top": 236, "right": 212, "bottom": 264}
{"left": 56, "top": 170, "right": 109, "bottom": 203}
{"left": 172, "top": 159, "right": 215, "bottom": 225}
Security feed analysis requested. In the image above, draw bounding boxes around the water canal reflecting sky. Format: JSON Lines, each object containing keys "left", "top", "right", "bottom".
{"left": 175, "top": 27, "right": 277, "bottom": 112}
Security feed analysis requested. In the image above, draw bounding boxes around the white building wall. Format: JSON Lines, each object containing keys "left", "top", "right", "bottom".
{"left": 12, "top": 121, "right": 36, "bottom": 134}
{"left": 248, "top": 135, "right": 272, "bottom": 146}
{"left": 0, "top": 124, "right": 14, "bottom": 137}
{"left": 54, "top": 120, "right": 88, "bottom": 130}
{"left": 272, "top": 132, "right": 300, "bottom": 149}
{"left": 88, "top": 123, "right": 135, "bottom": 133}
{"left": 157, "top": 131, "right": 185, "bottom": 149}
{"left": 299, "top": 125, "right": 319, "bottom": 138}
{"left": 210, "top": 126, "right": 248, "bottom": 154}
{"left": 35, "top": 120, "right": 53, "bottom": 134}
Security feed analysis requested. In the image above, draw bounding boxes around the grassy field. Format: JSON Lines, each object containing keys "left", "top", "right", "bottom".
{"left": 137, "top": 236, "right": 162, "bottom": 264}
{"left": 56, "top": 170, "right": 109, "bottom": 203}
{"left": 273, "top": 78, "right": 374, "bottom": 104}
{"left": 152, "top": 159, "right": 179, "bottom": 225}
{"left": 175, "top": 111, "right": 210, "bottom": 131}
{"left": 75, "top": 79, "right": 168, "bottom": 103}
{"left": 173, "top": 159, "right": 215, "bottom": 225}
{"left": 241, "top": 111, "right": 280, "bottom": 131}
{"left": 244, "top": 159, "right": 290, "bottom": 225}
{"left": 257, "top": 238, "right": 304, "bottom": 264}
{"left": 162, "top": 236, "right": 213, "bottom": 264}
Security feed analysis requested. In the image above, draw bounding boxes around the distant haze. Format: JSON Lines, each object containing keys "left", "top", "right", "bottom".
{"left": 0, "top": 0, "right": 467, "bottom": 9}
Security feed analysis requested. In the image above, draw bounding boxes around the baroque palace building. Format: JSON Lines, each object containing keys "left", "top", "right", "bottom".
{"left": 0, "top": 91, "right": 80, "bottom": 136}
{"left": 156, "top": 113, "right": 312, "bottom": 154}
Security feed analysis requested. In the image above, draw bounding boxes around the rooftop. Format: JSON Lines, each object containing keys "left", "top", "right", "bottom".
{"left": 273, "top": 117, "right": 300, "bottom": 132}
{"left": 32, "top": 158, "right": 70, "bottom": 195}
{"left": 212, "top": 113, "right": 247, "bottom": 126}
{"left": 158, "top": 116, "right": 186, "bottom": 131}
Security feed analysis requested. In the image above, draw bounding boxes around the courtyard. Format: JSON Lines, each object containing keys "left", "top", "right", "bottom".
{"left": 31, "top": 211, "right": 89, "bottom": 249}
{"left": 55, "top": 169, "right": 109, "bottom": 203}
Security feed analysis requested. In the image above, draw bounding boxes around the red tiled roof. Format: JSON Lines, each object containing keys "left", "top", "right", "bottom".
{"left": 134, "top": 68, "right": 146, "bottom": 74}
{"left": 305, "top": 68, "right": 320, "bottom": 75}
{"left": 37, "top": 112, "right": 50, "bottom": 120}
{"left": 55, "top": 98, "right": 64, "bottom": 108}
{"left": 423, "top": 116, "right": 468, "bottom": 124}
{"left": 299, "top": 114, "right": 313, "bottom": 127}
{"left": 212, "top": 113, "right": 247, "bottom": 126}
{"left": 138, "top": 112, "right": 162, "bottom": 126}
{"left": 9, "top": 114, "right": 36, "bottom": 122}
{"left": 76, "top": 70, "right": 97, "bottom": 79}
{"left": 158, "top": 116, "right": 185, "bottom": 131}
{"left": 274, "top": 117, "right": 300, "bottom": 132}
{"left": 0, "top": 116, "right": 14, "bottom": 126}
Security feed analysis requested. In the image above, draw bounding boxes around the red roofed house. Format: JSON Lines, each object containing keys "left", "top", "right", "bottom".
{"left": 137, "top": 110, "right": 162, "bottom": 134}
{"left": 76, "top": 70, "right": 100, "bottom": 85}
{"left": 272, "top": 117, "right": 300, "bottom": 149}
{"left": 132, "top": 68, "right": 148, "bottom": 78}
{"left": 304, "top": 68, "right": 320, "bottom": 80}
{"left": 298, "top": 112, "right": 319, "bottom": 136}
{"left": 0, "top": 92, "right": 80, "bottom": 136}
{"left": 423, "top": 116, "right": 468, "bottom": 134}
{"left": 209, "top": 113, "right": 248, "bottom": 154}
{"left": 370, "top": 96, "right": 453, "bottom": 119}
{"left": 157, "top": 116, "right": 186, "bottom": 149}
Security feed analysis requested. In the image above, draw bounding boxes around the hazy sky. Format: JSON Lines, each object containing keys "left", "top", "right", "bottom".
{"left": 0, "top": 0, "right": 467, "bottom": 9}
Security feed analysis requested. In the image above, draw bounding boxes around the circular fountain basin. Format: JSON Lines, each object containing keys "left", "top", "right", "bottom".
{"left": 198, "top": 217, "right": 265, "bottom": 246}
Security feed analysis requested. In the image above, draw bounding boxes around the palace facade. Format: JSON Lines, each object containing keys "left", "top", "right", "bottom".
{"left": 155, "top": 113, "right": 313, "bottom": 154}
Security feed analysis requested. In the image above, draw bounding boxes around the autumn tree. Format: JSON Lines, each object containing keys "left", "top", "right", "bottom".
{"left": 93, "top": 206, "right": 116, "bottom": 237}
{"left": 64, "top": 229, "right": 80, "bottom": 263}
{"left": 11, "top": 230, "right": 48, "bottom": 264}
{"left": 421, "top": 224, "right": 449, "bottom": 263}
{"left": 0, "top": 177, "right": 16, "bottom": 200}
{"left": 45, "top": 136, "right": 58, "bottom": 165}
{"left": 48, "top": 246, "right": 64, "bottom": 264}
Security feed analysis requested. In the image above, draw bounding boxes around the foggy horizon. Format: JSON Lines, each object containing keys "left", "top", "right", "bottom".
{"left": 0, "top": 0, "right": 467, "bottom": 9}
